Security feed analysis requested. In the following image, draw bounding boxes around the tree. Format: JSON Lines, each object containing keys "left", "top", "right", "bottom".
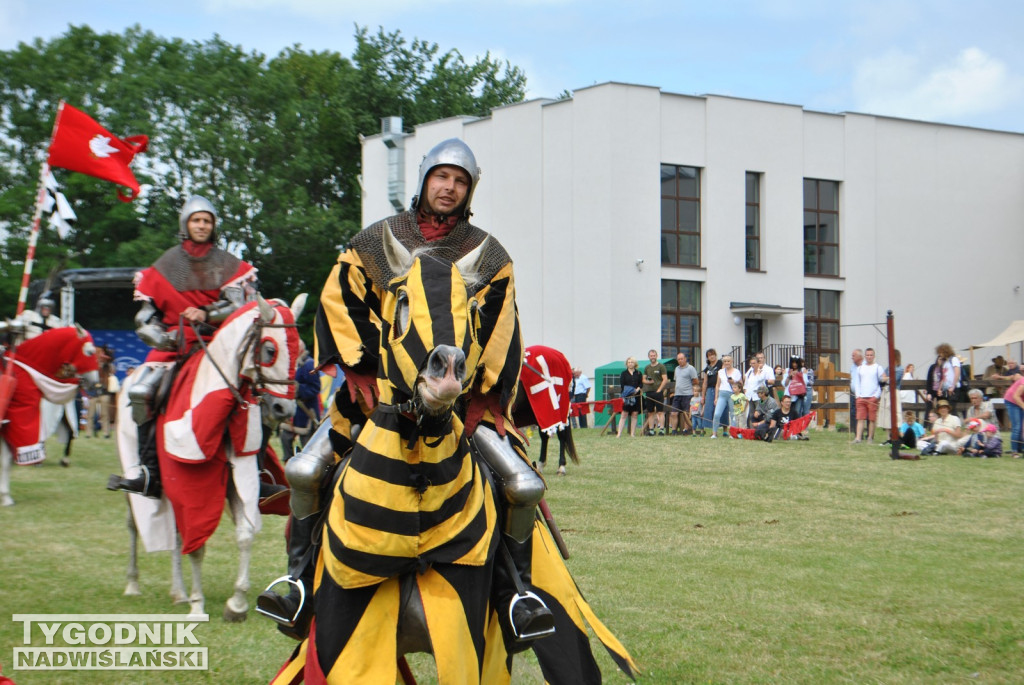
{"left": 0, "top": 25, "right": 526, "bottom": 320}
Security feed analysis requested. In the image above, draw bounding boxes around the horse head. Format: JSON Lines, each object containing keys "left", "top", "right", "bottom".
{"left": 208, "top": 295, "right": 305, "bottom": 426}
{"left": 379, "top": 221, "right": 488, "bottom": 418}
{"left": 250, "top": 294, "right": 306, "bottom": 425}
{"left": 14, "top": 325, "right": 100, "bottom": 387}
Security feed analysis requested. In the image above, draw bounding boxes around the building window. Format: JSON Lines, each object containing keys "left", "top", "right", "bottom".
{"left": 662, "top": 279, "right": 701, "bottom": 361}
{"left": 745, "top": 172, "right": 761, "bottom": 271}
{"left": 804, "top": 289, "right": 840, "bottom": 370}
{"left": 803, "top": 179, "right": 839, "bottom": 276}
{"left": 661, "top": 164, "right": 701, "bottom": 266}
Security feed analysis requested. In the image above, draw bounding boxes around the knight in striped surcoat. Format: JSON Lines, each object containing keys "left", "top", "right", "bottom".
{"left": 260, "top": 139, "right": 554, "bottom": 681}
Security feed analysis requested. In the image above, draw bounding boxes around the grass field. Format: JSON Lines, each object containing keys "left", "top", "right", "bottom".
{"left": 1, "top": 427, "right": 1022, "bottom": 684}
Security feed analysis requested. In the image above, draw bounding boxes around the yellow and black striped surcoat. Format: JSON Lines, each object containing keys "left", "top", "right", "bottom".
{"left": 313, "top": 211, "right": 521, "bottom": 588}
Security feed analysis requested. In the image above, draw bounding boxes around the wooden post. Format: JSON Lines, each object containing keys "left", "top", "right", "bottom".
{"left": 886, "top": 311, "right": 901, "bottom": 459}
{"left": 600, "top": 410, "right": 619, "bottom": 436}
{"left": 818, "top": 356, "right": 835, "bottom": 429}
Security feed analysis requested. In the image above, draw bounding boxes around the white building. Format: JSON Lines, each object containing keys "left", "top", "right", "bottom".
{"left": 360, "top": 82, "right": 1024, "bottom": 393}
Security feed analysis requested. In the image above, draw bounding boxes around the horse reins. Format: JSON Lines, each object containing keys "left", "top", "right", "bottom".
{"left": 184, "top": 312, "right": 298, "bottom": 408}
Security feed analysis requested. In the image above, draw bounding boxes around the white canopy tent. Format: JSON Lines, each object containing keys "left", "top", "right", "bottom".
{"left": 966, "top": 320, "right": 1024, "bottom": 373}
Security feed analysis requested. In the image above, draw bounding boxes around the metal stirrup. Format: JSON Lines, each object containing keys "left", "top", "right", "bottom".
{"left": 255, "top": 576, "right": 306, "bottom": 627}
{"left": 507, "top": 591, "right": 556, "bottom": 641}
{"left": 499, "top": 541, "right": 555, "bottom": 641}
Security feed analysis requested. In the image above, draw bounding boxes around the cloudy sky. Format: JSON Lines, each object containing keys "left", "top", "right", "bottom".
{"left": 2, "top": 0, "right": 1022, "bottom": 132}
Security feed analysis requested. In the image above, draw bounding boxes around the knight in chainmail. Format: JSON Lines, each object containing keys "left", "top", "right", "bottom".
{"left": 258, "top": 138, "right": 556, "bottom": 655}
{"left": 107, "top": 195, "right": 257, "bottom": 498}
{"left": 17, "top": 293, "right": 62, "bottom": 339}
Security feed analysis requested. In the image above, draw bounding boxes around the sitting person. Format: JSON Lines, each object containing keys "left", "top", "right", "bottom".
{"left": 918, "top": 399, "right": 962, "bottom": 455}
{"left": 777, "top": 395, "right": 799, "bottom": 439}
{"left": 964, "top": 388, "right": 997, "bottom": 427}
{"left": 751, "top": 385, "right": 782, "bottom": 442}
{"left": 959, "top": 420, "right": 1003, "bottom": 457}
{"left": 897, "top": 410, "right": 925, "bottom": 449}
{"left": 955, "top": 390, "right": 997, "bottom": 451}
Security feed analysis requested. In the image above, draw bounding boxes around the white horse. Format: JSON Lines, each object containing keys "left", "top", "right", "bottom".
{"left": 1, "top": 325, "right": 100, "bottom": 507}
{"left": 117, "top": 295, "right": 304, "bottom": 620}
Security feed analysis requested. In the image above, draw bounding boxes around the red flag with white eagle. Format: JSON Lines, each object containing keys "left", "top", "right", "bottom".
{"left": 46, "top": 102, "right": 148, "bottom": 201}
{"left": 521, "top": 345, "right": 573, "bottom": 435}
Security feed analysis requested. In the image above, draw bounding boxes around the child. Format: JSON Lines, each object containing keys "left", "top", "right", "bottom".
{"left": 898, "top": 410, "right": 925, "bottom": 448}
{"left": 689, "top": 394, "right": 703, "bottom": 436}
{"left": 961, "top": 421, "right": 1003, "bottom": 458}
{"left": 729, "top": 379, "right": 748, "bottom": 429}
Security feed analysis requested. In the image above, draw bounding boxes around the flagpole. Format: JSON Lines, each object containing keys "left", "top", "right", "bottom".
{"left": 16, "top": 101, "right": 65, "bottom": 318}
{"left": 15, "top": 161, "right": 51, "bottom": 318}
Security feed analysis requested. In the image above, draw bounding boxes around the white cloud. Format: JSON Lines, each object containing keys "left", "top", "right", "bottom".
{"left": 853, "top": 47, "right": 1024, "bottom": 123}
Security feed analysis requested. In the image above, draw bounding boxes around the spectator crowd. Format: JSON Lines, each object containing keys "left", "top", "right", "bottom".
{"left": 567, "top": 341, "right": 1023, "bottom": 456}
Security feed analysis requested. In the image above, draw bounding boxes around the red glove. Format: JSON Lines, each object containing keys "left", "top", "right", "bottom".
{"left": 463, "top": 389, "right": 506, "bottom": 437}
{"left": 343, "top": 367, "right": 378, "bottom": 412}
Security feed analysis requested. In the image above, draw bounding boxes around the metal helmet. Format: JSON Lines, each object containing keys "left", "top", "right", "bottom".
{"left": 410, "top": 138, "right": 481, "bottom": 218}
{"left": 178, "top": 195, "right": 219, "bottom": 241}
{"left": 36, "top": 292, "right": 56, "bottom": 311}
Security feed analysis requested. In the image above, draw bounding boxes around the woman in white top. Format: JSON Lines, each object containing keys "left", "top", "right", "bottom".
{"left": 712, "top": 355, "right": 742, "bottom": 438}
{"left": 900, "top": 363, "right": 917, "bottom": 404}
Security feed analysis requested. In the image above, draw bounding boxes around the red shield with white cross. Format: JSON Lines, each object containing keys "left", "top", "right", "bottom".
{"left": 521, "top": 345, "right": 572, "bottom": 434}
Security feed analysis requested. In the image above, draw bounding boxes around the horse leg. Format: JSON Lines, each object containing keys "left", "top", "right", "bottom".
{"left": 1, "top": 443, "right": 13, "bottom": 507}
{"left": 556, "top": 431, "right": 567, "bottom": 475}
{"left": 59, "top": 419, "right": 72, "bottom": 467}
{"left": 223, "top": 489, "right": 253, "bottom": 622}
{"left": 186, "top": 543, "right": 207, "bottom": 618}
{"left": 124, "top": 504, "right": 141, "bottom": 596}
{"left": 170, "top": 534, "right": 188, "bottom": 604}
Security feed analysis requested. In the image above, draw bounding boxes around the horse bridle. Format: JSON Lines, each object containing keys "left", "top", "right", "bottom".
{"left": 185, "top": 313, "right": 298, "bottom": 409}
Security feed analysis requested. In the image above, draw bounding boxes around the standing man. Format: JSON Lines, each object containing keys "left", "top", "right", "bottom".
{"left": 848, "top": 348, "right": 864, "bottom": 438}
{"left": 669, "top": 352, "right": 699, "bottom": 435}
{"left": 571, "top": 367, "right": 591, "bottom": 428}
{"left": 279, "top": 341, "right": 321, "bottom": 459}
{"left": 744, "top": 352, "right": 774, "bottom": 427}
{"left": 853, "top": 347, "right": 887, "bottom": 443}
{"left": 261, "top": 139, "right": 553, "bottom": 654}
{"left": 642, "top": 349, "right": 670, "bottom": 435}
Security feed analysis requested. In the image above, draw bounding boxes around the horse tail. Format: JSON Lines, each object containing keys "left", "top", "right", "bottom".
{"left": 562, "top": 425, "right": 580, "bottom": 465}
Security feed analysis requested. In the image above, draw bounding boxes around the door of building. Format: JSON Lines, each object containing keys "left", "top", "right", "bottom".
{"left": 744, "top": 319, "right": 763, "bottom": 369}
